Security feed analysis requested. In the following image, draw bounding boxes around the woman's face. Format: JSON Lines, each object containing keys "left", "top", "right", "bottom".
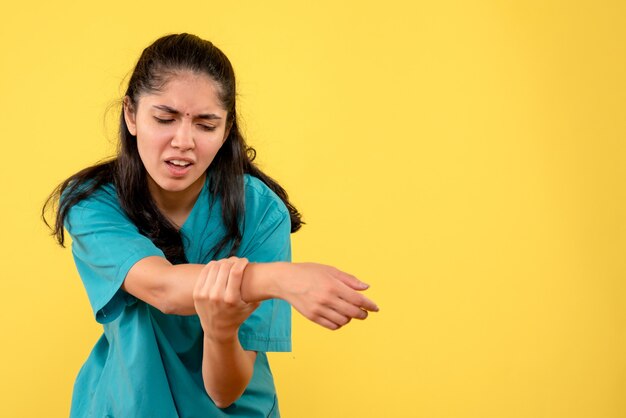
{"left": 123, "top": 71, "right": 229, "bottom": 200}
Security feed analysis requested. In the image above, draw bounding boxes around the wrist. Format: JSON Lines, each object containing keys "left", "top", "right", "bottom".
{"left": 241, "top": 262, "right": 290, "bottom": 302}
{"left": 204, "top": 329, "right": 240, "bottom": 345}
{"left": 263, "top": 261, "right": 290, "bottom": 300}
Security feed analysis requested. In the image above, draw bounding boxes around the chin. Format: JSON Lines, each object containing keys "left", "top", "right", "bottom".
{"left": 158, "top": 180, "right": 196, "bottom": 193}
{"left": 161, "top": 174, "right": 206, "bottom": 192}
{"left": 146, "top": 169, "right": 206, "bottom": 195}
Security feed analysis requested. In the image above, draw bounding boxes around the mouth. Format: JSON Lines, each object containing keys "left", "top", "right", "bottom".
{"left": 164, "top": 158, "right": 194, "bottom": 176}
{"left": 166, "top": 159, "right": 193, "bottom": 168}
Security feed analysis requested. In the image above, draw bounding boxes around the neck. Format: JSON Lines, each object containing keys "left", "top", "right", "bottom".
{"left": 147, "top": 173, "right": 206, "bottom": 228}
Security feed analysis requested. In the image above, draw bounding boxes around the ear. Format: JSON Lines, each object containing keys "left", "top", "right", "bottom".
{"left": 123, "top": 96, "right": 138, "bottom": 136}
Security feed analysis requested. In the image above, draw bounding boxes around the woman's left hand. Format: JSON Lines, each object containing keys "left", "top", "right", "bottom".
{"left": 193, "top": 257, "right": 260, "bottom": 342}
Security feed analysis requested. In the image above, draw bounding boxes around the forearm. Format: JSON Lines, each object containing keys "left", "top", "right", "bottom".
{"left": 126, "top": 257, "right": 380, "bottom": 331}
{"left": 201, "top": 334, "right": 256, "bottom": 408}
{"left": 163, "top": 263, "right": 286, "bottom": 315}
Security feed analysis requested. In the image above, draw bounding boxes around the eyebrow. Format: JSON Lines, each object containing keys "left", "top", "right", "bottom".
{"left": 152, "top": 105, "right": 222, "bottom": 120}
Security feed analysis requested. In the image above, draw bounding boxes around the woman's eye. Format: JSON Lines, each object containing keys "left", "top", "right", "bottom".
{"left": 199, "top": 125, "right": 216, "bottom": 132}
{"left": 154, "top": 117, "right": 174, "bottom": 124}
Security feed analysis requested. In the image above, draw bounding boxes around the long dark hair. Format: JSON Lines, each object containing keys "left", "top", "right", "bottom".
{"left": 42, "top": 33, "right": 303, "bottom": 264}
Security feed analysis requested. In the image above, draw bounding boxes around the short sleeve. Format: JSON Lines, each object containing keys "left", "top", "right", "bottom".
{"left": 236, "top": 179, "right": 293, "bottom": 352}
{"left": 64, "top": 185, "right": 165, "bottom": 324}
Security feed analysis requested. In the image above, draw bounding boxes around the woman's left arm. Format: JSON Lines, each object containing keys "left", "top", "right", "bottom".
{"left": 126, "top": 258, "right": 378, "bottom": 330}
{"left": 193, "top": 257, "right": 259, "bottom": 409}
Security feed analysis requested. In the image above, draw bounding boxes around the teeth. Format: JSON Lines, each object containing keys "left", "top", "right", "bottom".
{"left": 169, "top": 160, "right": 190, "bottom": 167}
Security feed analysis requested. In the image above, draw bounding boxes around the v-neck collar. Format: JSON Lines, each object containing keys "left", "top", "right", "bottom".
{"left": 179, "top": 175, "right": 210, "bottom": 233}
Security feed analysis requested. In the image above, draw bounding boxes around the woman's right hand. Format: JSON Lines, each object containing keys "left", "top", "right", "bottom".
{"left": 193, "top": 257, "right": 260, "bottom": 342}
{"left": 275, "top": 262, "right": 379, "bottom": 330}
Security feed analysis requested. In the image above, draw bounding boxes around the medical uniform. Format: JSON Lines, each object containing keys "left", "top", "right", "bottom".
{"left": 65, "top": 174, "right": 292, "bottom": 417}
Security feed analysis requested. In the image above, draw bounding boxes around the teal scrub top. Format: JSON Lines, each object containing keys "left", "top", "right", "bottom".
{"left": 65, "top": 174, "right": 292, "bottom": 418}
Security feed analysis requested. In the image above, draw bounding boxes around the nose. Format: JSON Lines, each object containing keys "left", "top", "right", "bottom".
{"left": 170, "top": 120, "right": 195, "bottom": 151}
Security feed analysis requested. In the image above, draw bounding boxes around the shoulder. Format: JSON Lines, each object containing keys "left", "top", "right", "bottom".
{"left": 238, "top": 175, "right": 293, "bottom": 260}
{"left": 62, "top": 180, "right": 119, "bottom": 210}
{"left": 70, "top": 182, "right": 121, "bottom": 213}
{"left": 63, "top": 182, "right": 128, "bottom": 231}
{"left": 243, "top": 174, "right": 285, "bottom": 204}
{"left": 243, "top": 174, "right": 290, "bottom": 223}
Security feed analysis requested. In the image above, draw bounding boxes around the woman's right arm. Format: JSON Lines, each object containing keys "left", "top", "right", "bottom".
{"left": 123, "top": 257, "right": 379, "bottom": 330}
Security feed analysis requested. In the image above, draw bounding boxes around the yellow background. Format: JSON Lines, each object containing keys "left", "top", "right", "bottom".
{"left": 1, "top": 1, "right": 624, "bottom": 417}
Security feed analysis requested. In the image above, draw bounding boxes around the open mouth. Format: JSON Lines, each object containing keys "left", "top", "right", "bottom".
{"left": 166, "top": 159, "right": 193, "bottom": 168}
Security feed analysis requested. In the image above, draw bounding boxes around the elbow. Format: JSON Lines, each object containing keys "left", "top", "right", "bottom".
{"left": 209, "top": 392, "right": 240, "bottom": 409}
{"left": 156, "top": 293, "right": 187, "bottom": 315}
{"left": 214, "top": 399, "right": 235, "bottom": 409}
{"left": 153, "top": 287, "right": 182, "bottom": 315}
{"left": 205, "top": 385, "right": 245, "bottom": 409}
{"left": 153, "top": 285, "right": 188, "bottom": 315}
{"left": 157, "top": 298, "right": 176, "bottom": 315}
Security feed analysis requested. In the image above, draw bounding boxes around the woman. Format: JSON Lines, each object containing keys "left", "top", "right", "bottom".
{"left": 43, "top": 33, "right": 378, "bottom": 417}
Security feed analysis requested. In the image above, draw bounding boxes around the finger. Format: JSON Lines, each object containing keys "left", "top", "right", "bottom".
{"left": 200, "top": 261, "right": 221, "bottom": 296}
{"left": 194, "top": 261, "right": 214, "bottom": 298}
{"left": 338, "top": 286, "right": 380, "bottom": 312}
{"left": 224, "top": 257, "right": 248, "bottom": 305}
{"left": 332, "top": 297, "right": 369, "bottom": 320}
{"left": 319, "top": 308, "right": 352, "bottom": 329}
{"left": 333, "top": 269, "right": 370, "bottom": 290}
{"left": 210, "top": 260, "right": 233, "bottom": 300}
{"left": 315, "top": 316, "right": 342, "bottom": 331}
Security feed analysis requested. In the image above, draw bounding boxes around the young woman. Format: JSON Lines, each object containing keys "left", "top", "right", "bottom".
{"left": 43, "top": 33, "right": 378, "bottom": 417}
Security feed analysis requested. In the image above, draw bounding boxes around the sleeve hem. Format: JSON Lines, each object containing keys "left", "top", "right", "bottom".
{"left": 239, "top": 334, "right": 292, "bottom": 352}
{"left": 93, "top": 249, "right": 165, "bottom": 323}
